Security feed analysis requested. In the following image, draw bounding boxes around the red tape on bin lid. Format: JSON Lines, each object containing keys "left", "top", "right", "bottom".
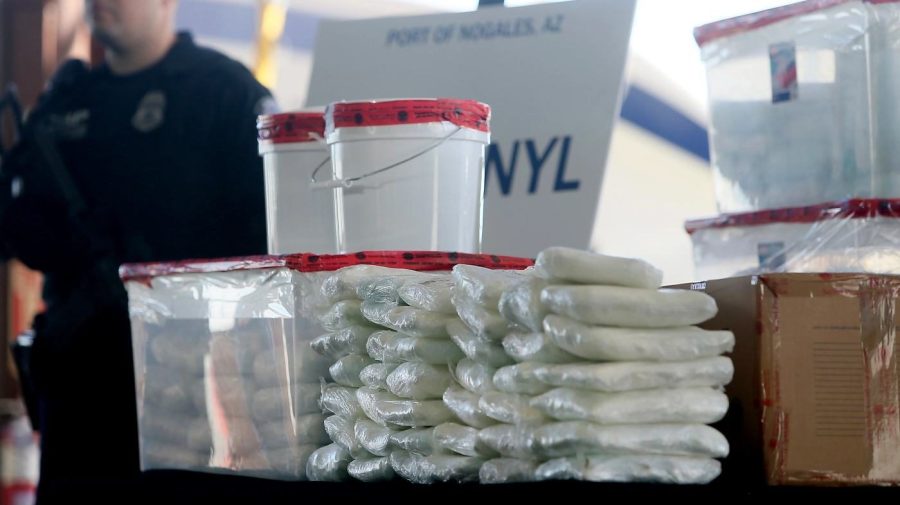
{"left": 119, "top": 250, "right": 533, "bottom": 282}
{"left": 684, "top": 198, "right": 900, "bottom": 234}
{"left": 257, "top": 112, "right": 325, "bottom": 144}
{"left": 694, "top": 0, "right": 855, "bottom": 47}
{"left": 325, "top": 98, "right": 491, "bottom": 134}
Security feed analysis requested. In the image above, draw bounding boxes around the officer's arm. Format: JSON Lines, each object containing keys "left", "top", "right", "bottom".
{"left": 0, "top": 60, "right": 92, "bottom": 271}
{"left": 211, "top": 72, "right": 277, "bottom": 256}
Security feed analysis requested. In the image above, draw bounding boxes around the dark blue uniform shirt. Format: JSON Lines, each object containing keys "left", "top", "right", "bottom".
{"left": 14, "top": 33, "right": 272, "bottom": 502}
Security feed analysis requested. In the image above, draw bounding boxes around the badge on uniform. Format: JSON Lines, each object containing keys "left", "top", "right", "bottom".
{"left": 132, "top": 90, "right": 166, "bottom": 132}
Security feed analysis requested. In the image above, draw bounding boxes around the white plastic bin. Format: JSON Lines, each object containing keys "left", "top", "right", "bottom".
{"left": 257, "top": 111, "right": 337, "bottom": 254}
{"left": 324, "top": 99, "right": 490, "bottom": 253}
{"left": 685, "top": 199, "right": 900, "bottom": 280}
{"left": 695, "top": 0, "right": 900, "bottom": 213}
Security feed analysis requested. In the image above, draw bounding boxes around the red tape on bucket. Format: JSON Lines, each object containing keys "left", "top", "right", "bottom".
{"left": 327, "top": 99, "right": 490, "bottom": 133}
{"left": 257, "top": 112, "right": 325, "bottom": 144}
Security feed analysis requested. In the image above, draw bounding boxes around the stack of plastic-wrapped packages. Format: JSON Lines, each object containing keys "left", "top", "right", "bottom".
{"left": 470, "top": 247, "right": 735, "bottom": 484}
{"left": 140, "top": 317, "right": 331, "bottom": 478}
{"left": 307, "top": 266, "right": 471, "bottom": 482}
{"left": 373, "top": 270, "right": 492, "bottom": 484}
{"left": 236, "top": 323, "right": 331, "bottom": 478}
{"left": 444, "top": 265, "right": 538, "bottom": 480}
{"left": 140, "top": 320, "right": 217, "bottom": 469}
{"left": 306, "top": 247, "right": 734, "bottom": 484}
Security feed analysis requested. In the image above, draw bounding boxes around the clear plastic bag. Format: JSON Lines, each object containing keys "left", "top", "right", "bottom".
{"left": 452, "top": 264, "right": 528, "bottom": 308}
{"left": 295, "top": 413, "right": 330, "bottom": 445}
{"left": 321, "top": 265, "right": 420, "bottom": 304}
{"left": 295, "top": 349, "right": 334, "bottom": 384}
{"left": 366, "top": 330, "right": 401, "bottom": 363}
{"left": 454, "top": 295, "right": 514, "bottom": 341}
{"left": 267, "top": 444, "right": 319, "bottom": 480}
{"left": 310, "top": 325, "right": 377, "bottom": 359}
{"left": 479, "top": 458, "right": 539, "bottom": 484}
{"left": 186, "top": 418, "right": 212, "bottom": 450}
{"left": 360, "top": 301, "right": 400, "bottom": 329}
{"left": 357, "top": 275, "right": 430, "bottom": 305}
{"left": 142, "top": 411, "right": 208, "bottom": 448}
{"left": 442, "top": 385, "right": 497, "bottom": 429}
{"left": 532, "top": 357, "right": 734, "bottom": 392}
{"left": 348, "top": 457, "right": 396, "bottom": 482}
{"left": 329, "top": 354, "right": 376, "bottom": 387}
{"left": 257, "top": 414, "right": 329, "bottom": 447}
{"left": 498, "top": 277, "right": 551, "bottom": 332}
{"left": 493, "top": 363, "right": 552, "bottom": 395}
{"left": 391, "top": 335, "right": 464, "bottom": 364}
{"left": 447, "top": 320, "right": 514, "bottom": 368}
{"left": 142, "top": 439, "right": 209, "bottom": 470}
{"left": 359, "top": 362, "right": 399, "bottom": 391}
{"left": 454, "top": 359, "right": 498, "bottom": 395}
{"left": 323, "top": 415, "right": 372, "bottom": 459}
{"left": 544, "top": 315, "right": 735, "bottom": 362}
{"left": 476, "top": 424, "right": 536, "bottom": 459}
{"left": 143, "top": 364, "right": 195, "bottom": 413}
{"left": 540, "top": 286, "right": 718, "bottom": 328}
{"left": 433, "top": 422, "right": 498, "bottom": 458}
{"left": 251, "top": 383, "right": 321, "bottom": 421}
{"left": 306, "top": 443, "right": 353, "bottom": 482}
{"left": 389, "top": 450, "right": 484, "bottom": 484}
{"left": 398, "top": 276, "right": 456, "bottom": 314}
{"left": 362, "top": 304, "right": 454, "bottom": 338}
{"left": 533, "top": 247, "right": 663, "bottom": 289}
{"left": 530, "top": 387, "right": 729, "bottom": 425}
{"left": 378, "top": 397, "right": 457, "bottom": 427}
{"left": 356, "top": 386, "right": 457, "bottom": 427}
{"left": 530, "top": 421, "right": 730, "bottom": 459}
{"left": 502, "top": 331, "right": 577, "bottom": 364}
{"left": 354, "top": 418, "right": 399, "bottom": 457}
{"left": 479, "top": 391, "right": 548, "bottom": 426}
{"left": 355, "top": 387, "right": 405, "bottom": 429}
{"left": 320, "top": 383, "right": 363, "bottom": 418}
{"left": 389, "top": 427, "right": 435, "bottom": 456}
{"left": 535, "top": 454, "right": 721, "bottom": 484}
{"left": 366, "top": 331, "right": 463, "bottom": 364}
{"left": 148, "top": 331, "right": 209, "bottom": 377}
{"left": 386, "top": 362, "right": 454, "bottom": 400}
{"left": 320, "top": 299, "right": 367, "bottom": 331}
{"left": 253, "top": 350, "right": 331, "bottom": 388}
{"left": 205, "top": 378, "right": 258, "bottom": 427}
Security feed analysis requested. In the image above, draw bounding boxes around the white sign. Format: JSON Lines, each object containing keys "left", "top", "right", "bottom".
{"left": 306, "top": 0, "right": 635, "bottom": 257}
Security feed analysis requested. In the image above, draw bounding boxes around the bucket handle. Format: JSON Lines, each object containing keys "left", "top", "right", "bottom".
{"left": 309, "top": 125, "right": 463, "bottom": 190}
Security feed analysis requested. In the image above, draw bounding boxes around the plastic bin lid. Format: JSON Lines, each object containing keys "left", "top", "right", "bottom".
{"left": 693, "top": 0, "right": 898, "bottom": 46}
{"left": 257, "top": 112, "right": 325, "bottom": 144}
{"left": 684, "top": 198, "right": 900, "bottom": 234}
{"left": 325, "top": 98, "right": 490, "bottom": 134}
{"left": 119, "top": 250, "right": 533, "bottom": 282}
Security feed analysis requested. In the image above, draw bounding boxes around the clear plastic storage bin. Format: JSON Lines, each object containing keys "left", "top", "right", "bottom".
{"left": 695, "top": 0, "right": 900, "bottom": 213}
{"left": 685, "top": 199, "right": 900, "bottom": 280}
{"left": 121, "top": 251, "right": 532, "bottom": 480}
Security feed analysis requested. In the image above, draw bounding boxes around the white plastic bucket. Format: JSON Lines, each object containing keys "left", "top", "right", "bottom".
{"left": 324, "top": 98, "right": 490, "bottom": 253}
{"left": 257, "top": 111, "right": 337, "bottom": 254}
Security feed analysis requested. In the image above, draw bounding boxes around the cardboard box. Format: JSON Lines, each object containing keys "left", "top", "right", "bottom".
{"left": 675, "top": 274, "right": 900, "bottom": 486}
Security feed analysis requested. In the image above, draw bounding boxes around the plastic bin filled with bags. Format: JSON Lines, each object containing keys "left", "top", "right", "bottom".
{"left": 120, "top": 251, "right": 531, "bottom": 480}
